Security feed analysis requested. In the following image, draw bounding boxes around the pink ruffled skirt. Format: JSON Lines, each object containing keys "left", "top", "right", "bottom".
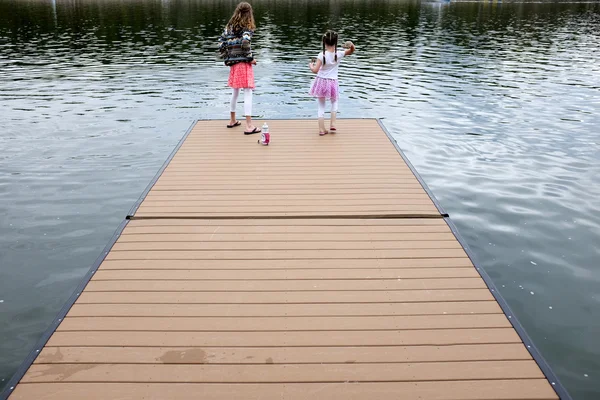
{"left": 228, "top": 62, "right": 255, "bottom": 89}
{"left": 309, "top": 77, "right": 339, "bottom": 100}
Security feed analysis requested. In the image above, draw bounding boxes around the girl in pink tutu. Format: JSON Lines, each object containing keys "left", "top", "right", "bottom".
{"left": 309, "top": 30, "right": 355, "bottom": 135}
{"left": 219, "top": 2, "right": 260, "bottom": 134}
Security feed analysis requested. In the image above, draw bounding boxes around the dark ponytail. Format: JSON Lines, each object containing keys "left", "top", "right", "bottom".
{"left": 334, "top": 35, "right": 338, "bottom": 62}
{"left": 321, "top": 30, "right": 339, "bottom": 66}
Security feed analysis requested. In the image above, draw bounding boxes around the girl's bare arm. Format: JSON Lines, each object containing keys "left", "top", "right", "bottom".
{"left": 344, "top": 42, "right": 355, "bottom": 56}
{"left": 309, "top": 58, "right": 322, "bottom": 73}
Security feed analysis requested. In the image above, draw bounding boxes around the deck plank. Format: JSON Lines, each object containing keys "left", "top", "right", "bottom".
{"left": 9, "top": 380, "right": 560, "bottom": 400}
{"left": 92, "top": 268, "right": 479, "bottom": 279}
{"left": 56, "top": 314, "right": 511, "bottom": 331}
{"left": 35, "top": 344, "right": 531, "bottom": 364}
{"left": 46, "top": 328, "right": 521, "bottom": 347}
{"left": 83, "top": 277, "right": 487, "bottom": 291}
{"left": 117, "top": 232, "right": 457, "bottom": 241}
{"left": 124, "top": 218, "right": 448, "bottom": 226}
{"left": 98, "top": 258, "right": 474, "bottom": 270}
{"left": 66, "top": 301, "right": 502, "bottom": 317}
{"left": 77, "top": 289, "right": 495, "bottom": 304}
{"left": 110, "top": 240, "right": 463, "bottom": 251}
{"left": 104, "top": 249, "right": 469, "bottom": 260}
{"left": 22, "top": 361, "right": 544, "bottom": 383}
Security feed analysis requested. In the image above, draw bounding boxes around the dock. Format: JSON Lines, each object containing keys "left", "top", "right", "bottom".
{"left": 3, "top": 119, "right": 566, "bottom": 399}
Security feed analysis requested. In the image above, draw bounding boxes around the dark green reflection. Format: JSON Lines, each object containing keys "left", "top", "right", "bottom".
{"left": 2, "top": 0, "right": 597, "bottom": 65}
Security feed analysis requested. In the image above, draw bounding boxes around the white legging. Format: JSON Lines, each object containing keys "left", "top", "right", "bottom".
{"left": 317, "top": 97, "right": 338, "bottom": 118}
{"left": 230, "top": 88, "right": 253, "bottom": 116}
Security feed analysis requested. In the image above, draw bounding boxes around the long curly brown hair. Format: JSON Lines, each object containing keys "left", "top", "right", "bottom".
{"left": 227, "top": 2, "right": 256, "bottom": 31}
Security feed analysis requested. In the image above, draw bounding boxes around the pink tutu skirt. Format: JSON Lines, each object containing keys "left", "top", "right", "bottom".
{"left": 228, "top": 62, "right": 255, "bottom": 89}
{"left": 309, "top": 77, "right": 339, "bottom": 100}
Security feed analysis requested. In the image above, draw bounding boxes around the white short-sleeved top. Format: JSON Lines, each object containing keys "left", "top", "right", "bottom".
{"left": 316, "top": 50, "right": 346, "bottom": 79}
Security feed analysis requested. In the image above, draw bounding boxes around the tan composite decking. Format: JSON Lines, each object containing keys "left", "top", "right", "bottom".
{"left": 9, "top": 119, "right": 559, "bottom": 399}
{"left": 132, "top": 119, "right": 440, "bottom": 218}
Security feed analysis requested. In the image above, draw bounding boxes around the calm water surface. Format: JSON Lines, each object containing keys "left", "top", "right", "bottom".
{"left": 1, "top": 0, "right": 599, "bottom": 397}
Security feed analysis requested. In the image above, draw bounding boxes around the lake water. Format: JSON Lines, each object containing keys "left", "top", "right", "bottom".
{"left": 1, "top": 0, "right": 599, "bottom": 397}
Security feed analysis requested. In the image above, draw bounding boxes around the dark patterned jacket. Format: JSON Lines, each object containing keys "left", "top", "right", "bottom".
{"left": 218, "top": 26, "right": 254, "bottom": 66}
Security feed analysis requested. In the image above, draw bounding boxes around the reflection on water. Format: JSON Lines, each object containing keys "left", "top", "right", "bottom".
{"left": 1, "top": 0, "right": 599, "bottom": 397}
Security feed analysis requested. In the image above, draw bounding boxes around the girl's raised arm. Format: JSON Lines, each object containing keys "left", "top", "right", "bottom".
{"left": 344, "top": 41, "right": 355, "bottom": 56}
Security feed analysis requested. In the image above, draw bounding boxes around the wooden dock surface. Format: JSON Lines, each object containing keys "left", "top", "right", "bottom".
{"left": 132, "top": 119, "right": 440, "bottom": 218}
{"left": 7, "top": 119, "right": 560, "bottom": 399}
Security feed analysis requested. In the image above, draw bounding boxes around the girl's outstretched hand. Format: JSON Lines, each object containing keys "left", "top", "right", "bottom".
{"left": 344, "top": 41, "right": 355, "bottom": 56}
{"left": 251, "top": 59, "right": 257, "bottom": 65}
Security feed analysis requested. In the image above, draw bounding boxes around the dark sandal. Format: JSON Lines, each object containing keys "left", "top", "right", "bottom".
{"left": 244, "top": 127, "right": 261, "bottom": 135}
{"left": 227, "top": 121, "right": 241, "bottom": 128}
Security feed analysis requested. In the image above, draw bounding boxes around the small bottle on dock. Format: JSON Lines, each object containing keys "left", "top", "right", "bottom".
{"left": 259, "top": 122, "right": 270, "bottom": 145}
